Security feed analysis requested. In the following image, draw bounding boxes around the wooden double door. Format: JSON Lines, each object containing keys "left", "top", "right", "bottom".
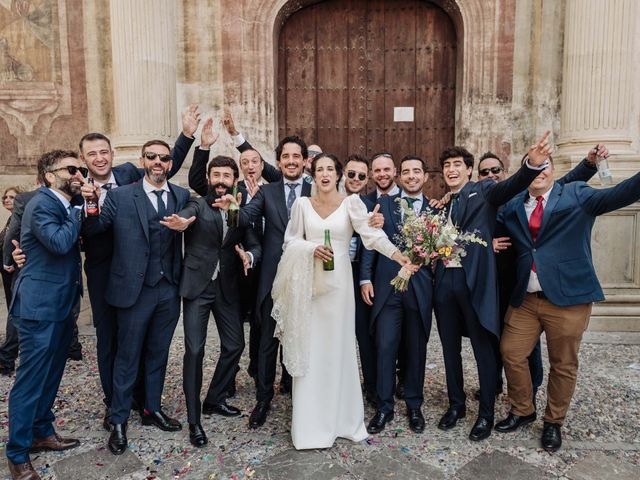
{"left": 277, "top": 0, "right": 457, "bottom": 197}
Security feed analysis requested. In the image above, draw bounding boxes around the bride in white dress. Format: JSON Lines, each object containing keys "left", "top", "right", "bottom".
{"left": 271, "top": 154, "right": 413, "bottom": 450}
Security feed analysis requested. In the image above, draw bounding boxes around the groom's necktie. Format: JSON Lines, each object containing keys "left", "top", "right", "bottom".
{"left": 286, "top": 182, "right": 297, "bottom": 218}
{"left": 449, "top": 193, "right": 460, "bottom": 225}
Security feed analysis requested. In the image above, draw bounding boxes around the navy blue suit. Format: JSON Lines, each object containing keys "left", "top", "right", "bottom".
{"left": 83, "top": 181, "right": 190, "bottom": 423}
{"left": 360, "top": 194, "right": 434, "bottom": 414}
{"left": 434, "top": 163, "right": 542, "bottom": 421}
{"left": 7, "top": 188, "right": 83, "bottom": 464}
{"left": 83, "top": 133, "right": 193, "bottom": 408}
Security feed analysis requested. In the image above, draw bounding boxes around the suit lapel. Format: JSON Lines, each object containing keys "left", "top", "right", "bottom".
{"left": 537, "top": 182, "right": 561, "bottom": 240}
{"left": 301, "top": 181, "right": 312, "bottom": 197}
{"left": 456, "top": 182, "right": 472, "bottom": 226}
{"left": 275, "top": 181, "right": 289, "bottom": 227}
{"left": 133, "top": 183, "right": 150, "bottom": 242}
{"left": 515, "top": 195, "right": 529, "bottom": 239}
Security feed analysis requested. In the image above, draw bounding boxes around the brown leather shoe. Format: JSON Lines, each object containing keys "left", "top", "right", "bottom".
{"left": 7, "top": 459, "right": 40, "bottom": 480}
{"left": 30, "top": 433, "right": 80, "bottom": 453}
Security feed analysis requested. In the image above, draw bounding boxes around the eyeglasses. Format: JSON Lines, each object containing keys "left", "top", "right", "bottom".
{"left": 142, "top": 151, "right": 172, "bottom": 162}
{"left": 50, "top": 165, "right": 89, "bottom": 177}
{"left": 478, "top": 166, "right": 504, "bottom": 176}
{"left": 346, "top": 170, "right": 367, "bottom": 181}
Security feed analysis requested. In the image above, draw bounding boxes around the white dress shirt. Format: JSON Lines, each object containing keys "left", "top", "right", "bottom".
{"left": 377, "top": 184, "right": 400, "bottom": 198}
{"left": 142, "top": 178, "right": 170, "bottom": 213}
{"left": 93, "top": 172, "right": 117, "bottom": 207}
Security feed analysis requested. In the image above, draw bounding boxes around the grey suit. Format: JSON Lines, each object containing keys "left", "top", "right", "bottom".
{"left": 178, "top": 197, "right": 261, "bottom": 423}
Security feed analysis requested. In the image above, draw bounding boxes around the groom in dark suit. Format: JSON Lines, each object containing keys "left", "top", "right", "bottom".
{"left": 361, "top": 156, "right": 434, "bottom": 434}
{"left": 82, "top": 140, "right": 190, "bottom": 455}
{"left": 214, "top": 136, "right": 311, "bottom": 428}
{"left": 434, "top": 135, "right": 551, "bottom": 442}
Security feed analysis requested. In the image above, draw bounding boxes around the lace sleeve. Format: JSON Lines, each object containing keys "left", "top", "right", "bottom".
{"left": 346, "top": 194, "right": 398, "bottom": 259}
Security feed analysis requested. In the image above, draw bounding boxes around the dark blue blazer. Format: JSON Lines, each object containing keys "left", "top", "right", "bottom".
{"left": 498, "top": 171, "right": 640, "bottom": 308}
{"left": 434, "top": 164, "right": 542, "bottom": 338}
{"left": 238, "top": 180, "right": 312, "bottom": 319}
{"left": 10, "top": 188, "right": 83, "bottom": 321}
{"left": 82, "top": 181, "right": 190, "bottom": 309}
{"left": 360, "top": 193, "right": 434, "bottom": 332}
{"left": 83, "top": 133, "right": 193, "bottom": 268}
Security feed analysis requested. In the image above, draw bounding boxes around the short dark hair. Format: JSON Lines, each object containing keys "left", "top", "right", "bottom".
{"left": 207, "top": 155, "right": 239, "bottom": 179}
{"left": 275, "top": 136, "right": 308, "bottom": 162}
{"left": 400, "top": 155, "right": 427, "bottom": 173}
{"left": 79, "top": 132, "right": 112, "bottom": 151}
{"left": 38, "top": 150, "right": 79, "bottom": 187}
{"left": 141, "top": 139, "right": 171, "bottom": 156}
{"left": 345, "top": 154, "right": 369, "bottom": 168}
{"left": 311, "top": 153, "right": 343, "bottom": 189}
{"left": 439, "top": 146, "right": 474, "bottom": 169}
{"left": 478, "top": 151, "right": 504, "bottom": 171}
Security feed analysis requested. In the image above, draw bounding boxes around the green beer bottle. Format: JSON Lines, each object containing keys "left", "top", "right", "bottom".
{"left": 323, "top": 229, "right": 334, "bottom": 271}
{"left": 227, "top": 185, "right": 239, "bottom": 228}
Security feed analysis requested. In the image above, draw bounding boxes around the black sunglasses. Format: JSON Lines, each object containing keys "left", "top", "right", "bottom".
{"left": 478, "top": 166, "right": 504, "bottom": 176}
{"left": 142, "top": 151, "right": 172, "bottom": 162}
{"left": 50, "top": 165, "right": 89, "bottom": 177}
{"left": 347, "top": 170, "right": 367, "bottom": 181}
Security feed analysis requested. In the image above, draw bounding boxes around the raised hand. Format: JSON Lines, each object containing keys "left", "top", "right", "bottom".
{"left": 245, "top": 176, "right": 260, "bottom": 198}
{"left": 159, "top": 214, "right": 196, "bottom": 231}
{"left": 182, "top": 104, "right": 201, "bottom": 138}
{"left": 221, "top": 107, "right": 239, "bottom": 137}
{"left": 586, "top": 143, "right": 609, "bottom": 165}
{"left": 368, "top": 204, "right": 384, "bottom": 228}
{"left": 235, "top": 244, "right": 251, "bottom": 276}
{"left": 212, "top": 191, "right": 241, "bottom": 211}
{"left": 81, "top": 182, "right": 101, "bottom": 201}
{"left": 200, "top": 117, "right": 219, "bottom": 149}
{"left": 527, "top": 130, "right": 553, "bottom": 166}
{"left": 11, "top": 240, "right": 25, "bottom": 268}
{"left": 429, "top": 191, "right": 451, "bottom": 209}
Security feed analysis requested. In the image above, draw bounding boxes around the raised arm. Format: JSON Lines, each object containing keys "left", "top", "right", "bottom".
{"left": 580, "top": 170, "right": 640, "bottom": 216}
{"left": 82, "top": 188, "right": 116, "bottom": 237}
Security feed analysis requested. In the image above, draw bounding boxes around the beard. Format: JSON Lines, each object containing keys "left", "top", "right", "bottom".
{"left": 145, "top": 166, "right": 169, "bottom": 184}
{"left": 205, "top": 182, "right": 233, "bottom": 205}
{"left": 57, "top": 177, "right": 81, "bottom": 197}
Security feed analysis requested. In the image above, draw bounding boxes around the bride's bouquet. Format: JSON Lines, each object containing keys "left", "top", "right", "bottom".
{"left": 390, "top": 198, "right": 487, "bottom": 292}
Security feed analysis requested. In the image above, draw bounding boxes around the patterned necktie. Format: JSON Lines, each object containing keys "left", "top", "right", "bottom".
{"left": 153, "top": 190, "right": 166, "bottom": 218}
{"left": 102, "top": 183, "right": 112, "bottom": 191}
{"left": 286, "top": 183, "right": 297, "bottom": 218}
{"left": 449, "top": 193, "right": 460, "bottom": 225}
{"left": 528, "top": 196, "right": 544, "bottom": 272}
{"left": 405, "top": 197, "right": 418, "bottom": 212}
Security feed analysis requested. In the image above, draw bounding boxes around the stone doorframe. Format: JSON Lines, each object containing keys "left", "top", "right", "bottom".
{"left": 218, "top": 0, "right": 516, "bottom": 165}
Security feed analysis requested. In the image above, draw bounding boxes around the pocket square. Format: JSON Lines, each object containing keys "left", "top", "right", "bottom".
{"left": 469, "top": 192, "right": 477, "bottom": 198}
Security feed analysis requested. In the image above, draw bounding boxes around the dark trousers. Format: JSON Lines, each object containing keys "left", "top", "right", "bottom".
{"left": 85, "top": 262, "right": 144, "bottom": 407}
{"left": 0, "top": 272, "right": 81, "bottom": 368}
{"left": 352, "top": 263, "right": 376, "bottom": 395}
{"left": 111, "top": 279, "right": 179, "bottom": 424}
{"left": 376, "top": 287, "right": 428, "bottom": 414}
{"left": 183, "top": 278, "right": 244, "bottom": 424}
{"left": 7, "top": 299, "right": 78, "bottom": 464}
{"left": 255, "top": 296, "right": 291, "bottom": 403}
{"left": 435, "top": 268, "right": 498, "bottom": 421}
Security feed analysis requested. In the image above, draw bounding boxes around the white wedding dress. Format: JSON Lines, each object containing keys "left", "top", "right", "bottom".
{"left": 272, "top": 194, "right": 397, "bottom": 450}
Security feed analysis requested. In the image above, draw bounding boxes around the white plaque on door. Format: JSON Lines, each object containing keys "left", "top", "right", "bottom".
{"left": 393, "top": 107, "right": 414, "bottom": 122}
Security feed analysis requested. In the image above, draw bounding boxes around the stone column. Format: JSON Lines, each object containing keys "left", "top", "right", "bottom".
{"left": 556, "top": 0, "right": 638, "bottom": 166}
{"left": 109, "top": 0, "right": 178, "bottom": 160}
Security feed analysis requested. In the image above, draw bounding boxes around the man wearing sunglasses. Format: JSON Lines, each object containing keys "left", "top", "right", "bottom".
{"left": 82, "top": 140, "right": 191, "bottom": 456}
{"left": 6, "top": 151, "right": 86, "bottom": 480}
{"left": 77, "top": 105, "right": 197, "bottom": 431}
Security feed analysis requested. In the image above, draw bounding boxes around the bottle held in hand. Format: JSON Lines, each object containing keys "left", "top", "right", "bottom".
{"left": 596, "top": 155, "right": 613, "bottom": 185}
{"left": 86, "top": 178, "right": 99, "bottom": 216}
{"left": 227, "top": 185, "right": 240, "bottom": 228}
{"left": 323, "top": 229, "right": 334, "bottom": 271}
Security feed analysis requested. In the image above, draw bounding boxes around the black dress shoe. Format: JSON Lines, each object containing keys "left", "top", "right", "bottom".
{"left": 541, "top": 422, "right": 562, "bottom": 452}
{"left": 0, "top": 363, "right": 15, "bottom": 376}
{"left": 188, "top": 423, "right": 208, "bottom": 448}
{"left": 248, "top": 401, "right": 270, "bottom": 429}
{"left": 108, "top": 423, "right": 127, "bottom": 455}
{"left": 103, "top": 407, "right": 113, "bottom": 432}
{"left": 395, "top": 379, "right": 405, "bottom": 400}
{"left": 407, "top": 408, "right": 425, "bottom": 433}
{"left": 437, "top": 408, "right": 466, "bottom": 430}
{"left": 367, "top": 411, "right": 394, "bottom": 434}
{"left": 495, "top": 412, "right": 537, "bottom": 433}
{"left": 202, "top": 401, "right": 241, "bottom": 417}
{"left": 141, "top": 410, "right": 182, "bottom": 432}
{"left": 469, "top": 417, "right": 493, "bottom": 441}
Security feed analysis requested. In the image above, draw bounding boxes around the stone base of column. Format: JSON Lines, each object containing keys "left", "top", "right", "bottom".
{"left": 590, "top": 298, "right": 640, "bottom": 331}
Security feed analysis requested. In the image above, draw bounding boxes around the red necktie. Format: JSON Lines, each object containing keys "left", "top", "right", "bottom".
{"left": 528, "top": 196, "right": 544, "bottom": 272}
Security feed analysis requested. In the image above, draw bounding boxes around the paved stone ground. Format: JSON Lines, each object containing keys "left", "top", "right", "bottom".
{"left": 0, "top": 298, "right": 639, "bottom": 479}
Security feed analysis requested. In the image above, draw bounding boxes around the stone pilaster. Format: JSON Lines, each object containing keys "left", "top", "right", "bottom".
{"left": 556, "top": 0, "right": 638, "bottom": 167}
{"left": 109, "top": 0, "right": 178, "bottom": 161}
